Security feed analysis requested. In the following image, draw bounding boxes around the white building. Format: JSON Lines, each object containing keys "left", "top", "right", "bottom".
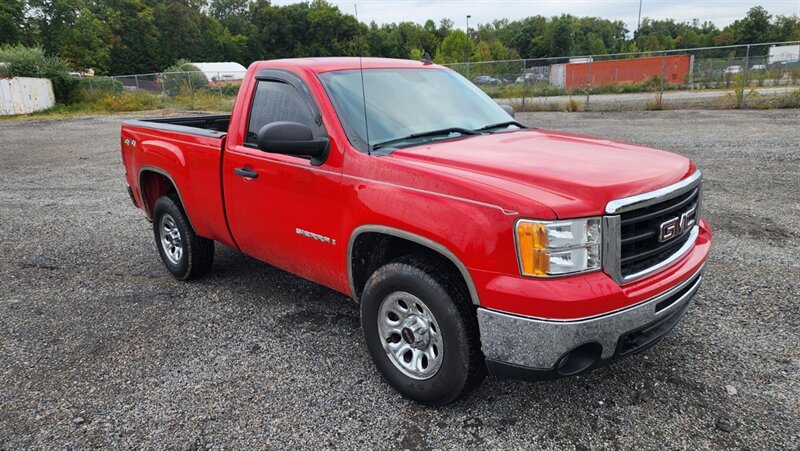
{"left": 189, "top": 62, "right": 248, "bottom": 82}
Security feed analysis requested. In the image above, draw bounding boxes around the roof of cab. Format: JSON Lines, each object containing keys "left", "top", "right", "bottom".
{"left": 250, "top": 57, "right": 445, "bottom": 74}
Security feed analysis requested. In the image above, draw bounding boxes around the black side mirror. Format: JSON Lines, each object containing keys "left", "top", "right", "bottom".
{"left": 257, "top": 121, "right": 330, "bottom": 166}
{"left": 500, "top": 104, "right": 515, "bottom": 118}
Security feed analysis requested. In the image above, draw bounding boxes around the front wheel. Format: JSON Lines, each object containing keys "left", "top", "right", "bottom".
{"left": 152, "top": 193, "right": 214, "bottom": 280}
{"left": 361, "top": 256, "right": 486, "bottom": 405}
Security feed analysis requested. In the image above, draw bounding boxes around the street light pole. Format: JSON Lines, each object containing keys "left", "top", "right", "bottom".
{"left": 466, "top": 14, "right": 471, "bottom": 79}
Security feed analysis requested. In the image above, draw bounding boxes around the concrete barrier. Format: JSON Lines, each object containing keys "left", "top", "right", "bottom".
{"left": 0, "top": 77, "right": 56, "bottom": 115}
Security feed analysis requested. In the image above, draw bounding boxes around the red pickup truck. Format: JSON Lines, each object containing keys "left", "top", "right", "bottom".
{"left": 121, "top": 57, "right": 711, "bottom": 405}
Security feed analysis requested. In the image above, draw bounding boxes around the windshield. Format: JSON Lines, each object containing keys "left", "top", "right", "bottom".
{"left": 319, "top": 68, "right": 517, "bottom": 152}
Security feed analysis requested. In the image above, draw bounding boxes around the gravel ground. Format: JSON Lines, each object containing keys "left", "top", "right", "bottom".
{"left": 1, "top": 110, "right": 798, "bottom": 449}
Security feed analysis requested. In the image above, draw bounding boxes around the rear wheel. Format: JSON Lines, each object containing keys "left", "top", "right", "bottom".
{"left": 361, "top": 256, "right": 485, "bottom": 405}
{"left": 152, "top": 193, "right": 214, "bottom": 280}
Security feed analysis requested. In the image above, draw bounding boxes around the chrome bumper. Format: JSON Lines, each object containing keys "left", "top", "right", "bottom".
{"left": 477, "top": 267, "right": 704, "bottom": 372}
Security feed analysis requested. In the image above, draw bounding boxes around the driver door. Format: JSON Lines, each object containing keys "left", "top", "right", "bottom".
{"left": 223, "top": 76, "right": 344, "bottom": 291}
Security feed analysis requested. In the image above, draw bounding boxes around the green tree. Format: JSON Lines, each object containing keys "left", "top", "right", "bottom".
{"left": 56, "top": 8, "right": 112, "bottom": 72}
{"left": 727, "top": 6, "right": 772, "bottom": 44}
{"left": 545, "top": 15, "right": 574, "bottom": 57}
{"left": 0, "top": 0, "right": 25, "bottom": 45}
{"left": 772, "top": 14, "right": 800, "bottom": 41}
{"left": 436, "top": 18, "right": 453, "bottom": 41}
{"left": 587, "top": 33, "right": 608, "bottom": 55}
{"left": 436, "top": 29, "right": 472, "bottom": 64}
{"left": 100, "top": 0, "right": 163, "bottom": 74}
{"left": 209, "top": 0, "right": 248, "bottom": 20}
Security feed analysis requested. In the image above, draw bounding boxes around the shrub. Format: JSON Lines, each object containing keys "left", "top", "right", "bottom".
{"left": 777, "top": 89, "right": 800, "bottom": 108}
{"left": 0, "top": 44, "right": 78, "bottom": 103}
{"left": 172, "top": 86, "right": 236, "bottom": 111}
{"left": 95, "top": 91, "right": 163, "bottom": 112}
{"left": 218, "top": 82, "right": 241, "bottom": 96}
{"left": 161, "top": 59, "right": 208, "bottom": 96}
{"left": 70, "top": 76, "right": 125, "bottom": 103}
{"left": 644, "top": 95, "right": 664, "bottom": 110}
{"left": 563, "top": 97, "right": 581, "bottom": 112}
{"left": 78, "top": 76, "right": 123, "bottom": 94}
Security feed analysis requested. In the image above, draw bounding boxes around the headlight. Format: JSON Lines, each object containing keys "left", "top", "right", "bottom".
{"left": 515, "top": 218, "right": 602, "bottom": 277}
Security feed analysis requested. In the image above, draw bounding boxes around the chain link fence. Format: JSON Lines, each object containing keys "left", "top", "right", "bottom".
{"left": 444, "top": 41, "right": 800, "bottom": 111}
{"left": 78, "top": 41, "right": 800, "bottom": 112}
{"left": 78, "top": 70, "right": 246, "bottom": 111}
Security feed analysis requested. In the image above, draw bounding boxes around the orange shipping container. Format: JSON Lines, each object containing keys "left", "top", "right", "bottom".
{"left": 562, "top": 55, "right": 693, "bottom": 90}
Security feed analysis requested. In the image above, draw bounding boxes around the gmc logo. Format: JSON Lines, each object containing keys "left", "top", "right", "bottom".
{"left": 658, "top": 205, "right": 697, "bottom": 242}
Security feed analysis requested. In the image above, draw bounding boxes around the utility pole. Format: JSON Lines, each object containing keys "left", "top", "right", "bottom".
{"left": 466, "top": 14, "right": 471, "bottom": 80}
{"left": 636, "top": 0, "right": 643, "bottom": 46}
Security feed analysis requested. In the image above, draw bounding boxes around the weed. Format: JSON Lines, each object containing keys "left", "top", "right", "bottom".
{"left": 644, "top": 96, "right": 664, "bottom": 110}
{"left": 563, "top": 98, "right": 581, "bottom": 112}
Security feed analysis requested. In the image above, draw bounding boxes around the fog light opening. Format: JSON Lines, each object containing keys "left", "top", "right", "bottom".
{"left": 556, "top": 342, "right": 602, "bottom": 376}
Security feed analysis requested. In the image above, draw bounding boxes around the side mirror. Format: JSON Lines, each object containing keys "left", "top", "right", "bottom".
{"left": 500, "top": 104, "right": 515, "bottom": 118}
{"left": 257, "top": 121, "right": 329, "bottom": 166}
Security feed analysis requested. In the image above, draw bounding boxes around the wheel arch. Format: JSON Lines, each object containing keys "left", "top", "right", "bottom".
{"left": 137, "top": 166, "right": 193, "bottom": 228}
{"left": 347, "top": 225, "right": 481, "bottom": 306}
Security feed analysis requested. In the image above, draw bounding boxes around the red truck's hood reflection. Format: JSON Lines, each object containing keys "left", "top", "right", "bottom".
{"left": 388, "top": 129, "right": 695, "bottom": 218}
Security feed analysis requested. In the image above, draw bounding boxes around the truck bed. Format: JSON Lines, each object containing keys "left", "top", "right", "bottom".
{"left": 123, "top": 115, "right": 230, "bottom": 137}
{"left": 121, "top": 114, "right": 232, "bottom": 248}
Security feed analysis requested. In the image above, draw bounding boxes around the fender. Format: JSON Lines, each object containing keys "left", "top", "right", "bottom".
{"left": 347, "top": 225, "right": 482, "bottom": 305}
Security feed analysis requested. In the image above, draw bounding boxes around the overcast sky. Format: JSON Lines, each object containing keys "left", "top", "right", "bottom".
{"left": 274, "top": 0, "right": 800, "bottom": 34}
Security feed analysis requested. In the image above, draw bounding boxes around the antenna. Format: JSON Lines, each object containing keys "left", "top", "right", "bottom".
{"left": 359, "top": 56, "right": 371, "bottom": 155}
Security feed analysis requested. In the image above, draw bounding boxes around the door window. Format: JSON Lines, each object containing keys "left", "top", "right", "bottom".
{"left": 245, "top": 80, "right": 317, "bottom": 145}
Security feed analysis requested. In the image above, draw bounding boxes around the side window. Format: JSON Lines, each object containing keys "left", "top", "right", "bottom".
{"left": 245, "top": 80, "right": 316, "bottom": 145}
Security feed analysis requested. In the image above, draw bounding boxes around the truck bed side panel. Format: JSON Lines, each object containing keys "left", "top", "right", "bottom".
{"left": 121, "top": 124, "right": 236, "bottom": 248}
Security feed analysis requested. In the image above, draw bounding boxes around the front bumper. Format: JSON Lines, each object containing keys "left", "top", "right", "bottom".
{"left": 477, "top": 266, "right": 703, "bottom": 379}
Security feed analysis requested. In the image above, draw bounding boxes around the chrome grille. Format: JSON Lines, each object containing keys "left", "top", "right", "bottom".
{"left": 602, "top": 171, "right": 702, "bottom": 284}
{"left": 619, "top": 188, "right": 698, "bottom": 277}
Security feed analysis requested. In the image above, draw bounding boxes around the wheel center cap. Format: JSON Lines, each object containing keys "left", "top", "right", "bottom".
{"left": 401, "top": 327, "right": 415, "bottom": 344}
{"left": 401, "top": 315, "right": 430, "bottom": 348}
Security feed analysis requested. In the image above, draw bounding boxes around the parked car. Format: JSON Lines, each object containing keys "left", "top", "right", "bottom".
{"left": 750, "top": 64, "right": 767, "bottom": 72}
{"left": 121, "top": 57, "right": 711, "bottom": 405}
{"left": 724, "top": 65, "right": 743, "bottom": 75}
{"left": 515, "top": 73, "right": 546, "bottom": 83}
{"left": 474, "top": 75, "right": 501, "bottom": 86}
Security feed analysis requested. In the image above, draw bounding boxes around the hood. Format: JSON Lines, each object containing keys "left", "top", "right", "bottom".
{"left": 388, "top": 129, "right": 695, "bottom": 218}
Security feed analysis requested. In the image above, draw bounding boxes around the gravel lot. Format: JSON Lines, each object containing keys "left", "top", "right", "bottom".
{"left": 1, "top": 110, "right": 798, "bottom": 449}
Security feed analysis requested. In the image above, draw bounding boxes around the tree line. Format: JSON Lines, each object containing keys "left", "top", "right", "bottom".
{"left": 1, "top": 0, "right": 799, "bottom": 76}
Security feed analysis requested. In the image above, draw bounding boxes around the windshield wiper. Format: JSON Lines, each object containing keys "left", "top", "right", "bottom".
{"left": 474, "top": 120, "right": 526, "bottom": 132}
{"left": 372, "top": 127, "right": 480, "bottom": 150}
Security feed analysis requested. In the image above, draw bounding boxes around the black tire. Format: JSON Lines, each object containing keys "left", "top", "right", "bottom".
{"left": 361, "top": 255, "right": 486, "bottom": 405}
{"left": 152, "top": 193, "right": 214, "bottom": 280}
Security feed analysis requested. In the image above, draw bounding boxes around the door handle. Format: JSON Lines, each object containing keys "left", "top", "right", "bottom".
{"left": 234, "top": 167, "right": 258, "bottom": 178}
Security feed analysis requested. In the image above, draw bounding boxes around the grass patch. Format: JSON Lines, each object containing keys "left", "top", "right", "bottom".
{"left": 777, "top": 90, "right": 800, "bottom": 108}
{"left": 172, "top": 88, "right": 236, "bottom": 111}
{"left": 481, "top": 76, "right": 679, "bottom": 99}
